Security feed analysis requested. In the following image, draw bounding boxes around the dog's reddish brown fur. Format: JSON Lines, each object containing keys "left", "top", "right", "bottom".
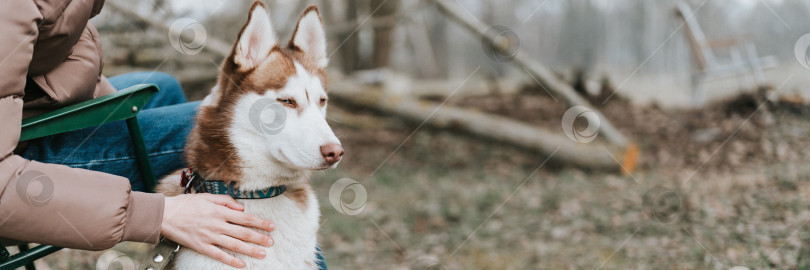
{"left": 283, "top": 184, "right": 311, "bottom": 210}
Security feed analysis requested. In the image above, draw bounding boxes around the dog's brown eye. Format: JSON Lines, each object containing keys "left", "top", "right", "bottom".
{"left": 319, "top": 98, "right": 327, "bottom": 105}
{"left": 277, "top": 98, "right": 296, "bottom": 108}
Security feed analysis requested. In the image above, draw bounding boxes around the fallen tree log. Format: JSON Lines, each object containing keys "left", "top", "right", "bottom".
{"left": 329, "top": 81, "right": 632, "bottom": 170}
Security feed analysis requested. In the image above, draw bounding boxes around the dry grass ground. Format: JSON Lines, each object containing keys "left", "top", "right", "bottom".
{"left": 28, "top": 88, "right": 810, "bottom": 270}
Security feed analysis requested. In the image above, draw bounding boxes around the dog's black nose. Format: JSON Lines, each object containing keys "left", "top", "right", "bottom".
{"left": 320, "top": 143, "right": 344, "bottom": 165}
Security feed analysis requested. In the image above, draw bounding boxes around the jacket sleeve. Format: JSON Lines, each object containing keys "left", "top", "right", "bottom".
{"left": 0, "top": 1, "right": 164, "bottom": 250}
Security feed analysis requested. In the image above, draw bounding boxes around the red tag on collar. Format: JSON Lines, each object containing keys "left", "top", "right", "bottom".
{"left": 180, "top": 170, "right": 189, "bottom": 188}
{"left": 180, "top": 166, "right": 194, "bottom": 193}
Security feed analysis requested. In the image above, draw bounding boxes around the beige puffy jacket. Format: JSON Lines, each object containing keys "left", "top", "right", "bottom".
{"left": 0, "top": 0, "right": 163, "bottom": 250}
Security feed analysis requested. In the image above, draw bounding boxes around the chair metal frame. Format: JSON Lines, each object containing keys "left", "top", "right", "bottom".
{"left": 0, "top": 84, "right": 159, "bottom": 270}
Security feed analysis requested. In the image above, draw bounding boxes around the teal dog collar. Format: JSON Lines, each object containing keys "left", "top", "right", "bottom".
{"left": 181, "top": 168, "right": 287, "bottom": 199}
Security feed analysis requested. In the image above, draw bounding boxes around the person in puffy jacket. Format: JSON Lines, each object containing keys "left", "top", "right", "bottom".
{"left": 0, "top": 0, "right": 278, "bottom": 268}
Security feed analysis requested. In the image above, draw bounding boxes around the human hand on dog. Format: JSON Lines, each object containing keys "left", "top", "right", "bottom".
{"left": 161, "top": 194, "right": 276, "bottom": 268}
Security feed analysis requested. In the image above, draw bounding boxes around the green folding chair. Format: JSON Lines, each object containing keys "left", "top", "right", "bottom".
{"left": 0, "top": 84, "right": 159, "bottom": 270}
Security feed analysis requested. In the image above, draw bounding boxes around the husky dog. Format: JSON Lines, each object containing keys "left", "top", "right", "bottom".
{"left": 157, "top": 2, "right": 341, "bottom": 269}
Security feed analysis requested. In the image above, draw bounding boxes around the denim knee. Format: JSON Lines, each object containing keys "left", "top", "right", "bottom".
{"left": 109, "top": 71, "right": 187, "bottom": 108}
{"left": 143, "top": 72, "right": 186, "bottom": 108}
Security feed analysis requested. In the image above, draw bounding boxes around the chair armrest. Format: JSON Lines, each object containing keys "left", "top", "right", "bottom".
{"left": 20, "top": 84, "right": 159, "bottom": 141}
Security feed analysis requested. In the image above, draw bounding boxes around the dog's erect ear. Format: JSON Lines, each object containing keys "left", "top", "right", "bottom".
{"left": 233, "top": 1, "right": 277, "bottom": 70}
{"left": 290, "top": 5, "right": 328, "bottom": 68}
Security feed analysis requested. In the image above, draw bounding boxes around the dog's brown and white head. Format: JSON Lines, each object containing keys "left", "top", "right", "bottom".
{"left": 188, "top": 2, "right": 341, "bottom": 186}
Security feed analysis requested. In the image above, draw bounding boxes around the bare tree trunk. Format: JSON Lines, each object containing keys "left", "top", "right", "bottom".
{"left": 340, "top": 0, "right": 361, "bottom": 72}
{"left": 406, "top": 11, "right": 440, "bottom": 77}
{"left": 370, "top": 0, "right": 398, "bottom": 68}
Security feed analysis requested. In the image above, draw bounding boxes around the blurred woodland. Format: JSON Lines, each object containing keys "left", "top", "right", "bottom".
{"left": 94, "top": 0, "right": 810, "bottom": 97}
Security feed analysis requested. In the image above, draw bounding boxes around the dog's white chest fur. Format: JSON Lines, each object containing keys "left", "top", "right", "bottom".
{"left": 172, "top": 187, "right": 321, "bottom": 270}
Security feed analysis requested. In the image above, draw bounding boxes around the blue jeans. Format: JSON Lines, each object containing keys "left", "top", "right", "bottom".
{"left": 20, "top": 72, "right": 327, "bottom": 269}
{"left": 21, "top": 71, "right": 198, "bottom": 191}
